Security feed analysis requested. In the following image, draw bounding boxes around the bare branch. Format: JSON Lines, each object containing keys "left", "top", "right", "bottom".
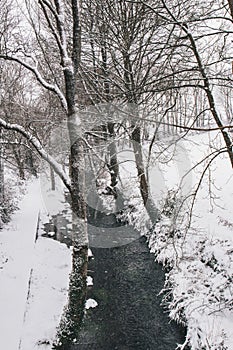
{"left": 0, "top": 54, "right": 68, "bottom": 111}
{"left": 0, "top": 117, "right": 71, "bottom": 191}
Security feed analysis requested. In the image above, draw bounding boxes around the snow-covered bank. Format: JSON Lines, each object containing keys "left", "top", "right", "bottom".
{"left": 118, "top": 131, "right": 233, "bottom": 350}
{"left": 0, "top": 180, "right": 72, "bottom": 350}
{"left": 19, "top": 237, "right": 71, "bottom": 350}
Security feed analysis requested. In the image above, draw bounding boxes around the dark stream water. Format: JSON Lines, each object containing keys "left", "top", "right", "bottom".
{"left": 43, "top": 209, "right": 186, "bottom": 350}
{"left": 74, "top": 239, "right": 186, "bottom": 350}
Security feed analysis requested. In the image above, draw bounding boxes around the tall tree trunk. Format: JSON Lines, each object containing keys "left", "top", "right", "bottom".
{"left": 99, "top": 27, "right": 119, "bottom": 197}
{"left": 56, "top": 130, "right": 88, "bottom": 348}
{"left": 107, "top": 122, "right": 119, "bottom": 197}
{"left": 123, "top": 52, "right": 159, "bottom": 224}
{"left": 130, "top": 123, "right": 159, "bottom": 224}
{"left": 131, "top": 125, "right": 148, "bottom": 205}
{"left": 55, "top": 95, "right": 88, "bottom": 350}
{"left": 54, "top": 1, "right": 88, "bottom": 347}
{"left": 50, "top": 166, "right": 55, "bottom": 191}
{"left": 26, "top": 149, "right": 37, "bottom": 177}
{"left": 12, "top": 144, "right": 25, "bottom": 180}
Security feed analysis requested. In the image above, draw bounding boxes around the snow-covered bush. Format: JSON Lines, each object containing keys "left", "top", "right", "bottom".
{"left": 118, "top": 184, "right": 233, "bottom": 350}
{"left": 149, "top": 190, "right": 188, "bottom": 267}
{"left": 117, "top": 193, "right": 150, "bottom": 236}
{"left": 0, "top": 170, "right": 26, "bottom": 226}
{"left": 149, "top": 191, "right": 233, "bottom": 350}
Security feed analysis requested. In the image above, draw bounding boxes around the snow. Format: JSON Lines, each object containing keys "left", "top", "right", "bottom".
{"left": 85, "top": 298, "right": 98, "bottom": 310}
{"left": 1, "top": 129, "right": 232, "bottom": 350}
{"left": 87, "top": 275, "right": 93, "bottom": 287}
{"left": 117, "top": 131, "right": 233, "bottom": 350}
{"left": 0, "top": 180, "right": 41, "bottom": 350}
{"left": 19, "top": 238, "right": 71, "bottom": 350}
{"left": 0, "top": 179, "right": 72, "bottom": 350}
{"left": 88, "top": 248, "right": 93, "bottom": 258}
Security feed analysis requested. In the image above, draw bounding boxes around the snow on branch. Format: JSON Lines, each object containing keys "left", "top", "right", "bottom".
{"left": 0, "top": 54, "right": 68, "bottom": 112}
{"left": 0, "top": 117, "right": 71, "bottom": 191}
{"left": 53, "top": 0, "right": 74, "bottom": 73}
{"left": 39, "top": 0, "right": 64, "bottom": 51}
{"left": 39, "top": 0, "right": 73, "bottom": 73}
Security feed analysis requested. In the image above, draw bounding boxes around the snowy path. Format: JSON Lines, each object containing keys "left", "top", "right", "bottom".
{"left": 0, "top": 181, "right": 43, "bottom": 350}
{"left": 0, "top": 180, "right": 72, "bottom": 350}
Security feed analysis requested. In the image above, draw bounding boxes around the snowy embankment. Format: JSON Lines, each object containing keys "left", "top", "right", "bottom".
{"left": 118, "top": 131, "right": 233, "bottom": 350}
{"left": 0, "top": 179, "right": 72, "bottom": 350}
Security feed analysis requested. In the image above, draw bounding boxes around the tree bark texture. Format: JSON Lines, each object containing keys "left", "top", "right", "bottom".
{"left": 107, "top": 122, "right": 119, "bottom": 196}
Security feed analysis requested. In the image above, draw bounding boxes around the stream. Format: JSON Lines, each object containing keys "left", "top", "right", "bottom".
{"left": 43, "top": 208, "right": 187, "bottom": 350}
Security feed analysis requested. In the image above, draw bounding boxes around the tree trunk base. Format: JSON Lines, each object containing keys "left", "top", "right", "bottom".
{"left": 53, "top": 245, "right": 88, "bottom": 349}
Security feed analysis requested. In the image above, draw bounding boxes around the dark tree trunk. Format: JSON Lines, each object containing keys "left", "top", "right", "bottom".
{"left": 12, "top": 145, "right": 25, "bottom": 180}
{"left": 26, "top": 149, "right": 37, "bottom": 177}
{"left": 50, "top": 166, "right": 55, "bottom": 191}
{"left": 122, "top": 50, "right": 159, "bottom": 223}
{"left": 55, "top": 118, "right": 88, "bottom": 350}
{"left": 54, "top": 1, "right": 88, "bottom": 347}
{"left": 130, "top": 124, "right": 160, "bottom": 224}
{"left": 228, "top": 0, "right": 233, "bottom": 19}
{"left": 107, "top": 122, "right": 119, "bottom": 197}
{"left": 131, "top": 125, "right": 148, "bottom": 206}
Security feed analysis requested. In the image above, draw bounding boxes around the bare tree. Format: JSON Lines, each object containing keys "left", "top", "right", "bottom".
{"left": 0, "top": 1, "right": 88, "bottom": 346}
{"left": 0, "top": 0, "right": 233, "bottom": 347}
{"left": 80, "top": 0, "right": 163, "bottom": 222}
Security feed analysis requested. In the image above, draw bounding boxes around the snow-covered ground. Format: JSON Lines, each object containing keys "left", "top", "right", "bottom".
{"left": 0, "top": 179, "right": 72, "bottom": 350}
{"left": 1, "top": 129, "right": 232, "bottom": 350}
{"left": 118, "top": 131, "right": 233, "bottom": 350}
